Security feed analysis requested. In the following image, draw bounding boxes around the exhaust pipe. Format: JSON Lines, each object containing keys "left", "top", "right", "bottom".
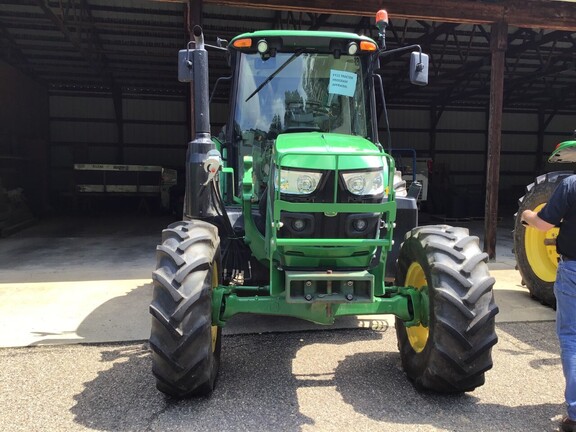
{"left": 191, "top": 25, "right": 210, "bottom": 137}
{"left": 184, "top": 25, "right": 218, "bottom": 219}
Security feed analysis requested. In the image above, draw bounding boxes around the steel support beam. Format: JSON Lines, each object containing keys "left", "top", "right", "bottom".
{"left": 154, "top": 0, "right": 576, "bottom": 32}
{"left": 484, "top": 21, "right": 507, "bottom": 260}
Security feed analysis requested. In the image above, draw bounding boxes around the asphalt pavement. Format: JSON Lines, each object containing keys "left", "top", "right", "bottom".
{"left": 0, "top": 322, "right": 565, "bottom": 432}
{"left": 0, "top": 214, "right": 567, "bottom": 431}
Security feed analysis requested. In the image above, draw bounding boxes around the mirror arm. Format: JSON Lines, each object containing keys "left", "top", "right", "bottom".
{"left": 187, "top": 40, "right": 228, "bottom": 53}
{"left": 378, "top": 44, "right": 422, "bottom": 60}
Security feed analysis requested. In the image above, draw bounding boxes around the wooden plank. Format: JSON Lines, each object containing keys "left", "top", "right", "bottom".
{"left": 154, "top": 0, "right": 576, "bottom": 32}
{"left": 483, "top": 21, "right": 507, "bottom": 260}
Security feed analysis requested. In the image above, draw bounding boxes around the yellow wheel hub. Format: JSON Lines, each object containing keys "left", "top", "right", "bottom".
{"left": 525, "top": 203, "right": 559, "bottom": 283}
{"left": 405, "top": 261, "right": 429, "bottom": 353}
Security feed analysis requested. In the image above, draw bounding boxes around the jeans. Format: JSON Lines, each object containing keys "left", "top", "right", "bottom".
{"left": 555, "top": 259, "right": 576, "bottom": 420}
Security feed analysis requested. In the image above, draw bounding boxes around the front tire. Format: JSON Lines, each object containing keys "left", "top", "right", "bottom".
{"left": 149, "top": 220, "right": 222, "bottom": 398}
{"left": 513, "top": 171, "right": 573, "bottom": 308}
{"left": 395, "top": 225, "right": 499, "bottom": 393}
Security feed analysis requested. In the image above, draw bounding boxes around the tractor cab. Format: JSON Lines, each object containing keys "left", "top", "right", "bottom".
{"left": 225, "top": 31, "right": 380, "bottom": 202}
{"left": 220, "top": 31, "right": 395, "bottom": 275}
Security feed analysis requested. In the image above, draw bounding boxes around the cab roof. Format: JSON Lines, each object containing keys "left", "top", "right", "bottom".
{"left": 229, "top": 30, "right": 378, "bottom": 53}
{"left": 232, "top": 30, "right": 376, "bottom": 42}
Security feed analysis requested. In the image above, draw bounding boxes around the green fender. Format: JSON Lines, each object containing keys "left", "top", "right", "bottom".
{"left": 549, "top": 140, "right": 576, "bottom": 163}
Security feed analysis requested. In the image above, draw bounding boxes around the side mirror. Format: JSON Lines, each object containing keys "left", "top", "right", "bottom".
{"left": 409, "top": 52, "right": 429, "bottom": 86}
{"left": 178, "top": 49, "right": 194, "bottom": 83}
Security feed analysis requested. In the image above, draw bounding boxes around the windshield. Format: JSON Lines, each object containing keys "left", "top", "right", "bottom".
{"left": 233, "top": 52, "right": 372, "bottom": 139}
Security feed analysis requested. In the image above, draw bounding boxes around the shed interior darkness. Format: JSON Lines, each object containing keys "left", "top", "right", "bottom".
{"left": 1, "top": 0, "right": 576, "bottom": 230}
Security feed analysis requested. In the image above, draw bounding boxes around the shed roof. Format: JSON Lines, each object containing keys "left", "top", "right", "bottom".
{"left": 1, "top": 0, "right": 575, "bottom": 112}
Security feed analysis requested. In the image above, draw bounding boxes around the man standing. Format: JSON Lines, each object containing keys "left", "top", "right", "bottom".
{"left": 522, "top": 174, "right": 576, "bottom": 432}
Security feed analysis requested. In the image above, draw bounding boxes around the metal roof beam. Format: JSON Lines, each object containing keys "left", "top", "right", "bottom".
{"left": 438, "top": 30, "right": 573, "bottom": 105}
{"left": 35, "top": 0, "right": 106, "bottom": 75}
{"left": 35, "top": 0, "right": 126, "bottom": 160}
{"left": 151, "top": 0, "right": 576, "bottom": 32}
{"left": 0, "top": 21, "right": 41, "bottom": 80}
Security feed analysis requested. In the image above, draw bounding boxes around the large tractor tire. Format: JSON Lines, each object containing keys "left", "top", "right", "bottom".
{"left": 513, "top": 171, "right": 573, "bottom": 308}
{"left": 149, "top": 220, "right": 222, "bottom": 398}
{"left": 395, "top": 225, "right": 499, "bottom": 393}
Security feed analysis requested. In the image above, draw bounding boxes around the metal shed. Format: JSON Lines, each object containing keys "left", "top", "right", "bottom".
{"left": 2, "top": 0, "right": 576, "bottom": 256}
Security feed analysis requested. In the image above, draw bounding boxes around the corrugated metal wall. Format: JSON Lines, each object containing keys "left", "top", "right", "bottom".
{"left": 49, "top": 94, "right": 189, "bottom": 195}
{"left": 0, "top": 62, "right": 49, "bottom": 216}
{"left": 388, "top": 107, "right": 573, "bottom": 190}
{"left": 46, "top": 90, "right": 574, "bottom": 216}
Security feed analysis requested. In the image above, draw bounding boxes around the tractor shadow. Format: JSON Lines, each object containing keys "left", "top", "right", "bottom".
{"left": 70, "top": 325, "right": 385, "bottom": 431}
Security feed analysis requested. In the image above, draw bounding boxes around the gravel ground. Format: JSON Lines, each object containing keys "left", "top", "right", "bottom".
{"left": 0, "top": 321, "right": 566, "bottom": 432}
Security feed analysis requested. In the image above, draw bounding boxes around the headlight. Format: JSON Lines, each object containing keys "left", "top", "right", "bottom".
{"left": 342, "top": 171, "right": 385, "bottom": 196}
{"left": 275, "top": 169, "right": 322, "bottom": 195}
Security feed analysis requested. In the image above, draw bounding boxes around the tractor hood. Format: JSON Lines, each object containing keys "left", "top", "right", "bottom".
{"left": 274, "top": 132, "right": 386, "bottom": 171}
{"left": 549, "top": 140, "right": 576, "bottom": 163}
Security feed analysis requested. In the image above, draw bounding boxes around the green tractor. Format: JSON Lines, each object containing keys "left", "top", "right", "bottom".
{"left": 149, "top": 11, "right": 499, "bottom": 398}
{"left": 514, "top": 136, "right": 576, "bottom": 307}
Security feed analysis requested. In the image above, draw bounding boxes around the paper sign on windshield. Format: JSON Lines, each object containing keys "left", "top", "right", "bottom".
{"left": 329, "top": 70, "right": 357, "bottom": 97}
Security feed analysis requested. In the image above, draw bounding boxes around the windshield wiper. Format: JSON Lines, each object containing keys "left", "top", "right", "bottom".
{"left": 245, "top": 49, "right": 305, "bottom": 102}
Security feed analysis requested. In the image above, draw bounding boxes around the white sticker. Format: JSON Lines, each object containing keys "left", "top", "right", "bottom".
{"left": 328, "top": 70, "right": 357, "bottom": 97}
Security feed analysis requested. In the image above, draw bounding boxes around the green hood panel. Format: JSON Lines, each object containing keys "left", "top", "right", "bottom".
{"left": 549, "top": 140, "right": 576, "bottom": 163}
{"left": 275, "top": 132, "right": 385, "bottom": 170}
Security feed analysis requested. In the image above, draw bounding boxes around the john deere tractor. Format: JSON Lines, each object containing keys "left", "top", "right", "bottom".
{"left": 514, "top": 135, "right": 576, "bottom": 307}
{"left": 149, "top": 11, "right": 499, "bottom": 398}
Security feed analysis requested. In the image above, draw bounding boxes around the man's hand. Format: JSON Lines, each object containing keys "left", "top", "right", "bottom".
{"left": 521, "top": 209, "right": 555, "bottom": 231}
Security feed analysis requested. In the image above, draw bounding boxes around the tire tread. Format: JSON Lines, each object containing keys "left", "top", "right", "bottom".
{"left": 395, "top": 224, "right": 498, "bottom": 393}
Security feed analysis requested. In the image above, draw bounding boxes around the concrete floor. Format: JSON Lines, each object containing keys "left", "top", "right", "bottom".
{"left": 0, "top": 213, "right": 555, "bottom": 348}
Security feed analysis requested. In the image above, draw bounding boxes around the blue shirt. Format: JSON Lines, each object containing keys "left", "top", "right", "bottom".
{"left": 538, "top": 175, "right": 576, "bottom": 259}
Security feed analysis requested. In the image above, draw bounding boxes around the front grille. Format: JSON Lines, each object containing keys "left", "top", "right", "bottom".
{"left": 278, "top": 211, "right": 382, "bottom": 239}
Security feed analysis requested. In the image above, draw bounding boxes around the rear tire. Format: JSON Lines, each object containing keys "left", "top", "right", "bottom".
{"left": 149, "top": 220, "right": 222, "bottom": 398}
{"left": 513, "top": 171, "right": 573, "bottom": 308}
{"left": 395, "top": 225, "right": 499, "bottom": 393}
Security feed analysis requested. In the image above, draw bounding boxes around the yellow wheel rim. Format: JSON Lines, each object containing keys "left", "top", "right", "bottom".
{"left": 525, "top": 203, "right": 559, "bottom": 283}
{"left": 211, "top": 263, "right": 219, "bottom": 352}
{"left": 405, "top": 261, "right": 429, "bottom": 353}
